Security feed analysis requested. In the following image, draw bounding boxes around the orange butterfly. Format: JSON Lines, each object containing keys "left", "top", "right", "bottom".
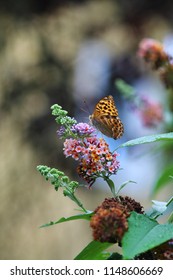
{"left": 90, "top": 95, "right": 124, "bottom": 139}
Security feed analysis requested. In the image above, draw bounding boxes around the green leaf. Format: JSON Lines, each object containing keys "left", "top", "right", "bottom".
{"left": 107, "top": 252, "right": 122, "bottom": 260}
{"left": 122, "top": 212, "right": 173, "bottom": 259}
{"left": 40, "top": 212, "right": 93, "bottom": 228}
{"left": 106, "top": 178, "right": 116, "bottom": 197}
{"left": 168, "top": 210, "right": 173, "bottom": 223}
{"left": 115, "top": 79, "right": 136, "bottom": 99}
{"left": 152, "top": 165, "right": 173, "bottom": 195}
{"left": 74, "top": 240, "right": 113, "bottom": 260}
{"left": 116, "top": 180, "right": 136, "bottom": 195}
{"left": 119, "top": 132, "right": 173, "bottom": 148}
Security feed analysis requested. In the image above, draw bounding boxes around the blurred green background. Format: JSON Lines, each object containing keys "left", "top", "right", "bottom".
{"left": 0, "top": 0, "right": 173, "bottom": 259}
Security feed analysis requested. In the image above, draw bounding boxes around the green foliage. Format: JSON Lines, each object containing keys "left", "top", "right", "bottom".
{"left": 122, "top": 212, "right": 173, "bottom": 259}
{"left": 51, "top": 104, "right": 77, "bottom": 139}
{"left": 152, "top": 164, "right": 173, "bottom": 195}
{"left": 115, "top": 79, "right": 136, "bottom": 100}
{"left": 74, "top": 241, "right": 113, "bottom": 260}
{"left": 37, "top": 165, "right": 87, "bottom": 212}
{"left": 37, "top": 165, "right": 78, "bottom": 191}
{"left": 106, "top": 178, "right": 116, "bottom": 197}
{"left": 51, "top": 104, "right": 76, "bottom": 126}
{"left": 40, "top": 212, "right": 93, "bottom": 228}
{"left": 119, "top": 132, "right": 173, "bottom": 148}
{"left": 116, "top": 180, "right": 136, "bottom": 196}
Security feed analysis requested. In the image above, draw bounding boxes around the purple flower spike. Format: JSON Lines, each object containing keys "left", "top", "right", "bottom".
{"left": 57, "top": 126, "right": 66, "bottom": 137}
{"left": 71, "top": 123, "right": 96, "bottom": 136}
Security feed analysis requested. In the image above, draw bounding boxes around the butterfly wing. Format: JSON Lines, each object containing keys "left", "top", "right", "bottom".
{"left": 112, "top": 116, "right": 124, "bottom": 139}
{"left": 90, "top": 95, "right": 124, "bottom": 139}
{"left": 94, "top": 95, "right": 119, "bottom": 117}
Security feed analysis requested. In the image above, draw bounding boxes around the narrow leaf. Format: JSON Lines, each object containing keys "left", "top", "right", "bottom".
{"left": 122, "top": 212, "right": 173, "bottom": 259}
{"left": 40, "top": 212, "right": 93, "bottom": 228}
{"left": 74, "top": 240, "right": 113, "bottom": 260}
{"left": 106, "top": 178, "right": 116, "bottom": 196}
{"left": 152, "top": 165, "right": 173, "bottom": 195}
{"left": 119, "top": 132, "right": 173, "bottom": 148}
{"left": 117, "top": 180, "right": 136, "bottom": 195}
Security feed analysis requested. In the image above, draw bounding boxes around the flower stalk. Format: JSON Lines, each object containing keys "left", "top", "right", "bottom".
{"left": 37, "top": 165, "right": 87, "bottom": 213}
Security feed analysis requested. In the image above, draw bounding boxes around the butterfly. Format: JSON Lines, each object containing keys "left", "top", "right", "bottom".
{"left": 89, "top": 95, "right": 124, "bottom": 139}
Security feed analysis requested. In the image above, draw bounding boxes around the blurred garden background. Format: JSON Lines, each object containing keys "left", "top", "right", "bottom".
{"left": 0, "top": 0, "right": 173, "bottom": 259}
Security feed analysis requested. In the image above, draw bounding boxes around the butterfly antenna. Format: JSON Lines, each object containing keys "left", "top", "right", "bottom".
{"left": 80, "top": 98, "right": 91, "bottom": 115}
{"left": 83, "top": 98, "right": 91, "bottom": 114}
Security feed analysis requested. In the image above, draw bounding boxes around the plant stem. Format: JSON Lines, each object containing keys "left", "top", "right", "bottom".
{"left": 63, "top": 188, "right": 88, "bottom": 213}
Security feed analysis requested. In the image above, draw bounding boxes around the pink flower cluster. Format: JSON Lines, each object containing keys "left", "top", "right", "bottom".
{"left": 138, "top": 38, "right": 168, "bottom": 69}
{"left": 63, "top": 135, "right": 120, "bottom": 187}
{"left": 137, "top": 38, "right": 173, "bottom": 89}
{"left": 139, "top": 97, "right": 163, "bottom": 127}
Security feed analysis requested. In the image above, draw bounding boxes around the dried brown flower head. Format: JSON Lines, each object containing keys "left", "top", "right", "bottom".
{"left": 90, "top": 196, "right": 143, "bottom": 243}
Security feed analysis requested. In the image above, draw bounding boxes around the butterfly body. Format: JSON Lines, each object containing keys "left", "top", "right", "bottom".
{"left": 90, "top": 95, "right": 124, "bottom": 139}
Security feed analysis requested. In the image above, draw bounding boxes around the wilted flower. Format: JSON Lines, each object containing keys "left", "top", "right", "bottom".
{"left": 90, "top": 197, "right": 143, "bottom": 243}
